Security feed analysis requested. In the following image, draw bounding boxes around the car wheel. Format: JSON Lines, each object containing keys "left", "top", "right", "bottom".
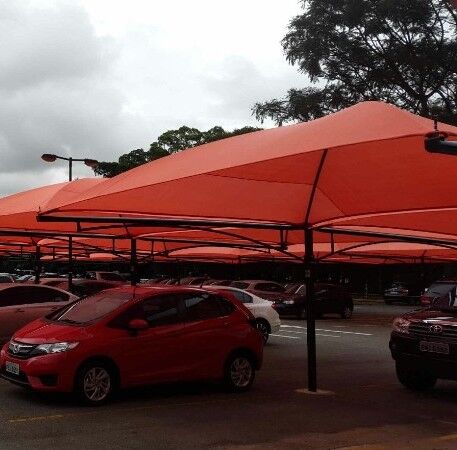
{"left": 224, "top": 353, "right": 255, "bottom": 392}
{"left": 76, "top": 361, "right": 116, "bottom": 406}
{"left": 255, "top": 319, "right": 270, "bottom": 344}
{"left": 341, "top": 305, "right": 353, "bottom": 319}
{"left": 396, "top": 363, "right": 437, "bottom": 391}
{"left": 298, "top": 307, "right": 307, "bottom": 320}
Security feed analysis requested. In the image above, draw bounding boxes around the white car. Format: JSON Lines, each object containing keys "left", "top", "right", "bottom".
{"left": 205, "top": 285, "right": 281, "bottom": 343}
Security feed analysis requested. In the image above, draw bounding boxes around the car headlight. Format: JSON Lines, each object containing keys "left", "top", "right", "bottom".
{"left": 35, "top": 342, "right": 79, "bottom": 354}
{"left": 392, "top": 317, "right": 410, "bottom": 334}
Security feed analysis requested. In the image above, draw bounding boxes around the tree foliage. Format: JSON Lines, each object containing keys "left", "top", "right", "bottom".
{"left": 253, "top": 0, "right": 457, "bottom": 125}
{"left": 94, "top": 125, "right": 261, "bottom": 177}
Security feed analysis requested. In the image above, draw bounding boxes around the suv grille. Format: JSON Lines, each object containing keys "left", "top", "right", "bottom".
{"left": 7, "top": 341, "right": 37, "bottom": 359}
{"left": 409, "top": 322, "right": 457, "bottom": 340}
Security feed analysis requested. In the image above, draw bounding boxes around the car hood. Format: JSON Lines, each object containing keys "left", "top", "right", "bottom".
{"left": 12, "top": 318, "right": 93, "bottom": 344}
{"left": 405, "top": 309, "right": 457, "bottom": 324}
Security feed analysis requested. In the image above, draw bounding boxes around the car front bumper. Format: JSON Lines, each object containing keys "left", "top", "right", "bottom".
{"left": 390, "top": 333, "right": 457, "bottom": 380}
{"left": 0, "top": 345, "right": 77, "bottom": 392}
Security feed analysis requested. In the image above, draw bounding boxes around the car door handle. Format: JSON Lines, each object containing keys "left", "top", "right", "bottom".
{"left": 15, "top": 308, "right": 25, "bottom": 313}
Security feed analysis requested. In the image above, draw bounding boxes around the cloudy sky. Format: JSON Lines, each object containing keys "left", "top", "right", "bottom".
{"left": 0, "top": 0, "right": 305, "bottom": 195}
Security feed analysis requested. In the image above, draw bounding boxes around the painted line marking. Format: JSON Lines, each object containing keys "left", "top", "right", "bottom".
{"left": 270, "top": 334, "right": 300, "bottom": 340}
{"left": 280, "top": 325, "right": 372, "bottom": 336}
{"left": 271, "top": 333, "right": 340, "bottom": 339}
{"left": 316, "top": 328, "right": 372, "bottom": 336}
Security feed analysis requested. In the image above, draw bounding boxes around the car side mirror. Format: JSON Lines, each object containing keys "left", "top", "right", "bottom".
{"left": 128, "top": 319, "right": 148, "bottom": 333}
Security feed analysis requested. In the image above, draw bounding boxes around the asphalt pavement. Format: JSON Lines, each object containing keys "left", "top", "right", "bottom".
{"left": 2, "top": 304, "right": 457, "bottom": 449}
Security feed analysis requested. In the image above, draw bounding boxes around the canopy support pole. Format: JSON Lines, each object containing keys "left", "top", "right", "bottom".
{"left": 34, "top": 245, "right": 41, "bottom": 284}
{"left": 304, "top": 227, "right": 317, "bottom": 392}
{"left": 68, "top": 236, "right": 73, "bottom": 292}
{"left": 130, "top": 238, "right": 137, "bottom": 286}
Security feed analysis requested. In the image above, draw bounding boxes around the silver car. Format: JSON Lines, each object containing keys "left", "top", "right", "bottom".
{"left": 0, "top": 284, "right": 78, "bottom": 342}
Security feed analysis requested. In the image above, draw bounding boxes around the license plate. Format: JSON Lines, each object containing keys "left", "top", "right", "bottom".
{"left": 5, "top": 361, "right": 20, "bottom": 375}
{"left": 420, "top": 341, "right": 450, "bottom": 354}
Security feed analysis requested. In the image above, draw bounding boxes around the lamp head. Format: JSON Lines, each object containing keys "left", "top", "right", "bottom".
{"left": 41, "top": 153, "right": 57, "bottom": 163}
{"left": 84, "top": 158, "right": 99, "bottom": 168}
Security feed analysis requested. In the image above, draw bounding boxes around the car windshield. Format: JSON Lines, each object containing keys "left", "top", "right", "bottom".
{"left": 47, "top": 291, "right": 132, "bottom": 325}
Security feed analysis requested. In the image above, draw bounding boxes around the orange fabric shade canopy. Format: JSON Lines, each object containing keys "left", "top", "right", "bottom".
{"left": 40, "top": 101, "right": 457, "bottom": 236}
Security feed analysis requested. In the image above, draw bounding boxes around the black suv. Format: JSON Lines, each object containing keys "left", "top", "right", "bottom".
{"left": 390, "top": 290, "right": 457, "bottom": 391}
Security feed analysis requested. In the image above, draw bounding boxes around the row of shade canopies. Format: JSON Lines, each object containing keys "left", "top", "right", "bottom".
{"left": 0, "top": 101, "right": 456, "bottom": 266}
{"left": 2, "top": 100, "right": 457, "bottom": 391}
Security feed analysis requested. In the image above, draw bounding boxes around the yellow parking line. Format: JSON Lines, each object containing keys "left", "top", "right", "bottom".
{"left": 9, "top": 414, "right": 64, "bottom": 423}
{"left": 434, "top": 433, "right": 457, "bottom": 442}
{"left": 7, "top": 397, "right": 241, "bottom": 424}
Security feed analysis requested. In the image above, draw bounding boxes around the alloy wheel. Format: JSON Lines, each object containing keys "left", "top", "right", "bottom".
{"left": 83, "top": 367, "right": 111, "bottom": 402}
{"left": 230, "top": 357, "right": 253, "bottom": 388}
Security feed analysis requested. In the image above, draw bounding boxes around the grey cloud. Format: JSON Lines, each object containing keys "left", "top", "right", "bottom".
{"left": 0, "top": 1, "right": 143, "bottom": 194}
{"left": 202, "top": 55, "right": 304, "bottom": 127}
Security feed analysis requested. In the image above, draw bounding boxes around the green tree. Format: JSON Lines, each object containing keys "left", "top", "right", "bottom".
{"left": 94, "top": 125, "right": 261, "bottom": 177}
{"left": 253, "top": 0, "right": 457, "bottom": 125}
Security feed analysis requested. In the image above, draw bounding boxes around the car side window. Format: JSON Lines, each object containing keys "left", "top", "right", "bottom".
{"left": 0, "top": 286, "right": 67, "bottom": 306}
{"left": 140, "top": 295, "right": 182, "bottom": 327}
{"left": 0, "top": 288, "right": 27, "bottom": 306}
{"left": 24, "top": 286, "right": 70, "bottom": 303}
{"left": 183, "top": 293, "right": 232, "bottom": 322}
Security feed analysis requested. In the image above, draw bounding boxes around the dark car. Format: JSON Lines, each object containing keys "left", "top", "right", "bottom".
{"left": 230, "top": 280, "right": 287, "bottom": 301}
{"left": 419, "top": 280, "right": 457, "bottom": 307}
{"left": 272, "top": 283, "right": 353, "bottom": 320}
{"left": 390, "top": 290, "right": 457, "bottom": 391}
{"left": 384, "top": 282, "right": 422, "bottom": 305}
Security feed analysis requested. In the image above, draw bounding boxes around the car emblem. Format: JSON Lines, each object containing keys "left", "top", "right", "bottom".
{"left": 10, "top": 343, "right": 20, "bottom": 353}
{"left": 429, "top": 324, "right": 443, "bottom": 334}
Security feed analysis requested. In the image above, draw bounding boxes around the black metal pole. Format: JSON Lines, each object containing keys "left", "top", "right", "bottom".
{"left": 304, "top": 227, "right": 317, "bottom": 392}
{"left": 130, "top": 238, "right": 137, "bottom": 286}
{"left": 68, "top": 157, "right": 72, "bottom": 182}
{"left": 68, "top": 236, "right": 73, "bottom": 292}
{"left": 34, "top": 245, "right": 41, "bottom": 284}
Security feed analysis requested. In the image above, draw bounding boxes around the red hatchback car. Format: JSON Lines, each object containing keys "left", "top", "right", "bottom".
{"left": 0, "top": 286, "right": 263, "bottom": 405}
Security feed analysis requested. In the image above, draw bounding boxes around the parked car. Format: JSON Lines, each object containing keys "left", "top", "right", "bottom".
{"left": 86, "top": 271, "right": 126, "bottom": 282}
{"left": 390, "top": 292, "right": 457, "bottom": 391}
{"left": 40, "top": 278, "right": 81, "bottom": 287}
{"left": 206, "top": 280, "right": 233, "bottom": 287}
{"left": 0, "top": 284, "right": 78, "bottom": 342}
{"left": 384, "top": 282, "right": 422, "bottom": 305}
{"left": 0, "top": 286, "right": 263, "bottom": 405}
{"left": 55, "top": 279, "right": 125, "bottom": 298}
{"left": 419, "top": 280, "right": 457, "bottom": 307}
{"left": 231, "top": 280, "right": 287, "bottom": 301}
{"left": 205, "top": 285, "right": 281, "bottom": 343}
{"left": 15, "top": 275, "right": 34, "bottom": 283}
{"left": 0, "top": 273, "right": 15, "bottom": 283}
{"left": 273, "top": 283, "right": 354, "bottom": 320}
{"left": 178, "top": 277, "right": 210, "bottom": 286}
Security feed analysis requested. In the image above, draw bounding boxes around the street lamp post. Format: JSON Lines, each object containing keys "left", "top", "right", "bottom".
{"left": 41, "top": 154, "right": 99, "bottom": 181}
